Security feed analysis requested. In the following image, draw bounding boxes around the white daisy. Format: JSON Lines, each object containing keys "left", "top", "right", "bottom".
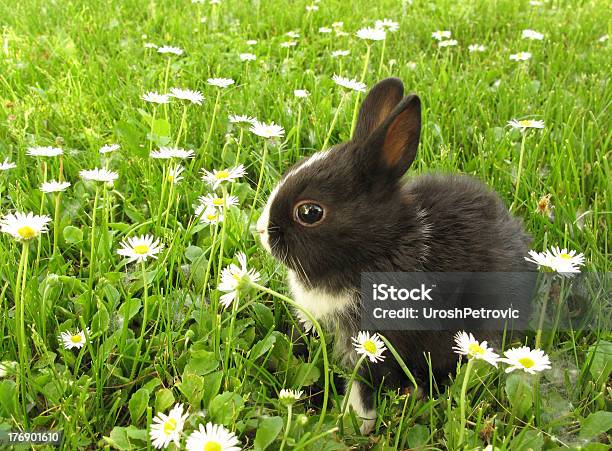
{"left": 249, "top": 121, "right": 285, "bottom": 139}
{"left": 167, "top": 165, "right": 185, "bottom": 184}
{"left": 452, "top": 331, "right": 499, "bottom": 367}
{"left": 196, "top": 206, "right": 224, "bottom": 225}
{"left": 356, "top": 27, "right": 386, "bottom": 41}
{"left": 185, "top": 422, "right": 240, "bottom": 451}
{"left": 150, "top": 147, "right": 195, "bottom": 160}
{"left": 246, "top": 39, "right": 258, "bottom": 45}
{"left": 280, "top": 41, "right": 297, "bottom": 48}
{"left": 80, "top": 168, "right": 119, "bottom": 183}
{"left": 99, "top": 144, "right": 120, "bottom": 154}
{"left": 169, "top": 88, "right": 204, "bottom": 105}
{"left": 210, "top": 0, "right": 221, "bottom": 4}
{"left": 525, "top": 247, "right": 585, "bottom": 275}
{"left": 201, "top": 164, "right": 246, "bottom": 189}
{"left": 507, "top": 119, "right": 545, "bottom": 131}
{"left": 432, "top": 30, "right": 451, "bottom": 40}
{"left": 0, "top": 158, "right": 17, "bottom": 171}
{"left": 305, "top": 4, "right": 318, "bottom": 12}
{"left": 27, "top": 146, "right": 63, "bottom": 157}
{"left": 228, "top": 114, "right": 256, "bottom": 124}
{"left": 375, "top": 18, "right": 399, "bottom": 32}
{"left": 547, "top": 246, "right": 585, "bottom": 272}
{"left": 157, "top": 46, "right": 184, "bottom": 56}
{"left": 510, "top": 51, "right": 532, "bottom": 61}
{"left": 1, "top": 212, "right": 51, "bottom": 241}
{"left": 278, "top": 388, "right": 304, "bottom": 405}
{"left": 150, "top": 404, "right": 189, "bottom": 449}
{"left": 318, "top": 27, "right": 332, "bottom": 34}
{"left": 117, "top": 234, "right": 164, "bottom": 263}
{"left": 438, "top": 39, "right": 458, "bottom": 47}
{"left": 332, "top": 74, "right": 366, "bottom": 92}
{"left": 217, "top": 252, "right": 261, "bottom": 308}
{"left": 144, "top": 42, "right": 158, "bottom": 49}
{"left": 285, "top": 31, "right": 300, "bottom": 39}
{"left": 332, "top": 21, "right": 344, "bottom": 29}
{"left": 468, "top": 44, "right": 486, "bottom": 52}
{"left": 529, "top": 0, "right": 543, "bottom": 5}
{"left": 59, "top": 327, "right": 88, "bottom": 350}
{"left": 207, "top": 78, "right": 235, "bottom": 88}
{"left": 335, "top": 30, "right": 349, "bottom": 37}
{"left": 197, "top": 193, "right": 239, "bottom": 209}
{"left": 500, "top": 346, "right": 551, "bottom": 374}
{"left": 40, "top": 180, "right": 71, "bottom": 193}
{"left": 598, "top": 35, "right": 609, "bottom": 43}
{"left": 142, "top": 91, "right": 171, "bottom": 104}
{"left": 294, "top": 89, "right": 309, "bottom": 98}
{"left": 239, "top": 53, "right": 256, "bottom": 61}
{"left": 352, "top": 331, "right": 387, "bottom": 363}
{"left": 522, "top": 29, "right": 544, "bottom": 40}
{"left": 331, "top": 49, "right": 350, "bottom": 58}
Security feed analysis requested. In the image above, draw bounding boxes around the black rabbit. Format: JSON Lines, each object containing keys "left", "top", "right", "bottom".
{"left": 256, "top": 78, "right": 531, "bottom": 433}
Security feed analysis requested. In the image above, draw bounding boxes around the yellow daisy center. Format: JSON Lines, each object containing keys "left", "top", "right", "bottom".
{"left": 167, "top": 175, "right": 174, "bottom": 182}
{"left": 212, "top": 198, "right": 224, "bottom": 206}
{"left": 559, "top": 253, "right": 571, "bottom": 260}
{"left": 207, "top": 213, "right": 218, "bottom": 221}
{"left": 363, "top": 340, "right": 378, "bottom": 355}
{"left": 204, "top": 441, "right": 222, "bottom": 451}
{"left": 70, "top": 334, "right": 82, "bottom": 344}
{"left": 518, "top": 357, "right": 535, "bottom": 368}
{"left": 232, "top": 273, "right": 241, "bottom": 281}
{"left": 163, "top": 418, "right": 177, "bottom": 435}
{"left": 519, "top": 120, "right": 532, "bottom": 127}
{"left": 133, "top": 244, "right": 150, "bottom": 255}
{"left": 17, "top": 225, "right": 36, "bottom": 239}
{"left": 215, "top": 170, "right": 230, "bottom": 180}
{"left": 468, "top": 343, "right": 485, "bottom": 356}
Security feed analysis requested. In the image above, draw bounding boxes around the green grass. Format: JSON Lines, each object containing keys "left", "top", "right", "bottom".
{"left": 0, "top": 0, "right": 610, "bottom": 449}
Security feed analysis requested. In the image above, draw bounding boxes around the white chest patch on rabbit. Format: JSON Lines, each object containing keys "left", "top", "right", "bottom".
{"left": 287, "top": 270, "right": 354, "bottom": 331}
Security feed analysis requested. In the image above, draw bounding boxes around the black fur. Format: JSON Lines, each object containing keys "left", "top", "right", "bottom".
{"left": 263, "top": 78, "right": 531, "bottom": 419}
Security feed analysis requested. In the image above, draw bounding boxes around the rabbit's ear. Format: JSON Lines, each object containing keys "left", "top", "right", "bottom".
{"left": 361, "top": 94, "right": 421, "bottom": 180}
{"left": 353, "top": 78, "right": 404, "bottom": 142}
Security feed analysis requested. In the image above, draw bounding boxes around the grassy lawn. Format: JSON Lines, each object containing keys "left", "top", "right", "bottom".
{"left": 0, "top": 0, "right": 610, "bottom": 449}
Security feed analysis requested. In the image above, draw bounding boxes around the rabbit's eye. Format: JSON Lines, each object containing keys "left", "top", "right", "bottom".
{"left": 294, "top": 201, "right": 325, "bottom": 226}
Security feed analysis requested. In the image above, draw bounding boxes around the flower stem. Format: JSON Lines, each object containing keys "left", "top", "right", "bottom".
{"left": 360, "top": 44, "right": 371, "bottom": 81}
{"left": 457, "top": 358, "right": 474, "bottom": 448}
{"left": 174, "top": 104, "right": 188, "bottom": 147}
{"left": 535, "top": 275, "right": 551, "bottom": 349}
{"left": 249, "top": 140, "right": 268, "bottom": 226}
{"left": 89, "top": 186, "right": 100, "bottom": 290}
{"left": 349, "top": 91, "right": 362, "bottom": 139}
{"left": 250, "top": 282, "right": 330, "bottom": 432}
{"left": 377, "top": 39, "right": 387, "bottom": 76}
{"left": 15, "top": 241, "right": 30, "bottom": 426}
{"left": 295, "top": 103, "right": 302, "bottom": 159}
{"left": 223, "top": 293, "right": 239, "bottom": 374}
{"left": 162, "top": 58, "right": 171, "bottom": 118}
{"left": 511, "top": 132, "right": 527, "bottom": 212}
{"left": 163, "top": 176, "right": 175, "bottom": 230}
{"left": 322, "top": 92, "right": 347, "bottom": 150}
{"left": 279, "top": 403, "right": 293, "bottom": 451}
{"left": 52, "top": 192, "right": 61, "bottom": 256}
{"left": 341, "top": 354, "right": 367, "bottom": 415}
{"left": 203, "top": 90, "right": 221, "bottom": 158}
{"left": 156, "top": 166, "right": 168, "bottom": 232}
{"left": 130, "top": 261, "right": 149, "bottom": 379}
